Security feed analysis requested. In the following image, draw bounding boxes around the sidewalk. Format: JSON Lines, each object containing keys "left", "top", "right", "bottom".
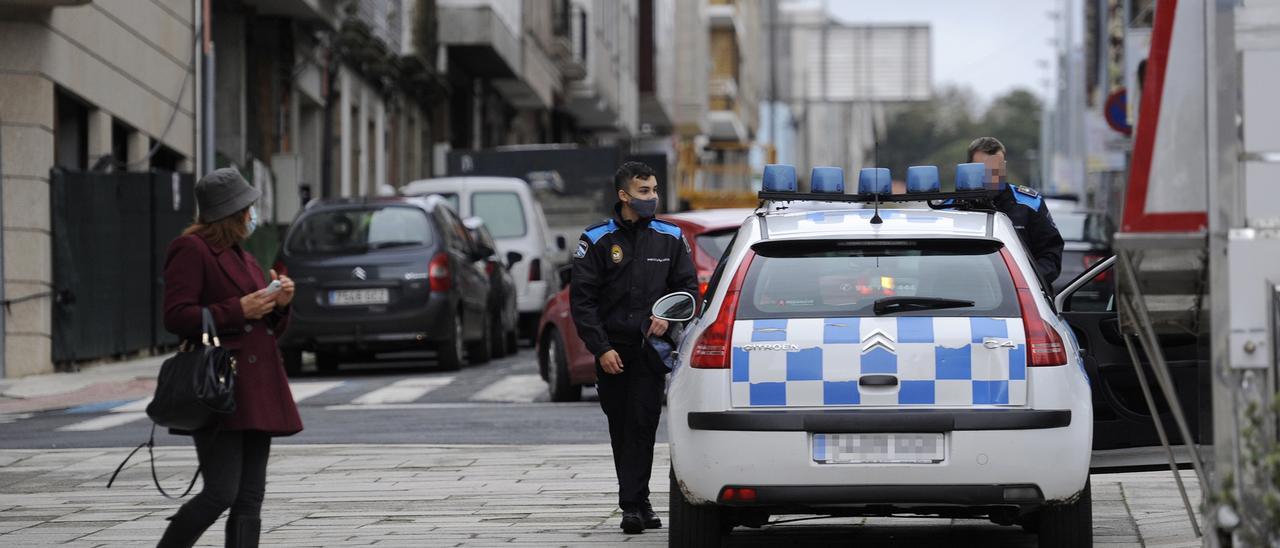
{"left": 0, "top": 443, "right": 1203, "bottom": 547}
{"left": 0, "top": 356, "right": 163, "bottom": 415}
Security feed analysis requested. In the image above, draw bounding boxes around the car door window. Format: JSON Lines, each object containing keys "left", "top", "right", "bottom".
{"left": 1058, "top": 258, "right": 1116, "bottom": 313}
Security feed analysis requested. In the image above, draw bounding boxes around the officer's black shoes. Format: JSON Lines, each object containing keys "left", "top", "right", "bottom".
{"left": 621, "top": 511, "right": 645, "bottom": 534}
{"left": 641, "top": 502, "right": 662, "bottom": 529}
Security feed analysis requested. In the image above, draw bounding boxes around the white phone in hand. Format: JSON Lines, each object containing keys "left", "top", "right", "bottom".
{"left": 264, "top": 280, "right": 282, "bottom": 295}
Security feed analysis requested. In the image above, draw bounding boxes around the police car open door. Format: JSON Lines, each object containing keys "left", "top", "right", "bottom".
{"left": 1054, "top": 256, "right": 1211, "bottom": 472}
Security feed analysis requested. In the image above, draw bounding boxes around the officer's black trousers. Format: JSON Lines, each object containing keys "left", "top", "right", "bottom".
{"left": 595, "top": 342, "right": 666, "bottom": 511}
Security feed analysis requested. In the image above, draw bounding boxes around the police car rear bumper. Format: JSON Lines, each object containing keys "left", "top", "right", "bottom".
{"left": 688, "top": 409, "right": 1072, "bottom": 433}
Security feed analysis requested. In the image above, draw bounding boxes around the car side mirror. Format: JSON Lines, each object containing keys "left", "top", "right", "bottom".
{"left": 557, "top": 265, "right": 572, "bottom": 288}
{"left": 556, "top": 235, "right": 567, "bottom": 251}
{"left": 507, "top": 251, "right": 524, "bottom": 268}
{"left": 652, "top": 291, "right": 697, "bottom": 322}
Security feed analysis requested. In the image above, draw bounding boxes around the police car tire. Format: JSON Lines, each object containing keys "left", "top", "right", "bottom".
{"left": 1036, "top": 479, "right": 1092, "bottom": 547}
{"left": 545, "top": 329, "right": 581, "bottom": 402}
{"left": 669, "top": 473, "right": 726, "bottom": 548}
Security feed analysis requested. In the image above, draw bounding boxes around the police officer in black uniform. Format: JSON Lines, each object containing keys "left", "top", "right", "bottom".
{"left": 968, "top": 137, "right": 1065, "bottom": 284}
{"left": 570, "top": 161, "right": 697, "bottom": 534}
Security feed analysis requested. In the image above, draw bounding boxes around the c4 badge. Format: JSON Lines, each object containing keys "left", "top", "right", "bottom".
{"left": 610, "top": 244, "right": 623, "bottom": 264}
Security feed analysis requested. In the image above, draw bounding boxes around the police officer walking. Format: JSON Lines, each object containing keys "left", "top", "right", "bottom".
{"left": 570, "top": 161, "right": 697, "bottom": 534}
{"left": 968, "top": 137, "right": 1065, "bottom": 283}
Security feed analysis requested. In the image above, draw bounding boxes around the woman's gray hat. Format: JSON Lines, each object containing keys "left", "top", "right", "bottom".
{"left": 195, "top": 168, "right": 261, "bottom": 223}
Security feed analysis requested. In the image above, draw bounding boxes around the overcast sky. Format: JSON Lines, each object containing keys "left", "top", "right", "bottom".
{"left": 822, "top": 0, "right": 1060, "bottom": 105}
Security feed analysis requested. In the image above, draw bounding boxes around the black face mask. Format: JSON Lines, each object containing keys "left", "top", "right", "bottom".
{"left": 626, "top": 193, "right": 658, "bottom": 219}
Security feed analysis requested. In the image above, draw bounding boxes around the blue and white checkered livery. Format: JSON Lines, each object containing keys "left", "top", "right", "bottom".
{"left": 729, "top": 316, "right": 1028, "bottom": 407}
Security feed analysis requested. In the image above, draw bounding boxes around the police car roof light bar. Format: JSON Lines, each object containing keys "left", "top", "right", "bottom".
{"left": 756, "top": 163, "right": 998, "bottom": 209}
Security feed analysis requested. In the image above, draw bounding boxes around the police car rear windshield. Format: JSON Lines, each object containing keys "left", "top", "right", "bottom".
{"left": 737, "top": 240, "right": 1019, "bottom": 319}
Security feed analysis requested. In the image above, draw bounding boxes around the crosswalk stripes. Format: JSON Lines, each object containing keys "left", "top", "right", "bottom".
{"left": 351, "top": 377, "right": 456, "bottom": 405}
{"left": 469, "top": 374, "right": 546, "bottom": 403}
{"left": 54, "top": 380, "right": 346, "bottom": 432}
{"left": 22, "top": 374, "right": 564, "bottom": 432}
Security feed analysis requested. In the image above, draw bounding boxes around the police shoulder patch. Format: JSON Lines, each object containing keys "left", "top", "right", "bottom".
{"left": 1013, "top": 184, "right": 1039, "bottom": 198}
{"left": 573, "top": 239, "right": 588, "bottom": 259}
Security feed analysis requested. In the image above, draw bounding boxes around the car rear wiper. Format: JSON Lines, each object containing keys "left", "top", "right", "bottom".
{"left": 873, "top": 296, "right": 975, "bottom": 315}
{"left": 367, "top": 241, "right": 421, "bottom": 250}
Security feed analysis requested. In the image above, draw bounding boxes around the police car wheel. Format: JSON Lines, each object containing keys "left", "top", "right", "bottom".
{"left": 1036, "top": 479, "right": 1092, "bottom": 547}
{"left": 669, "top": 473, "right": 726, "bottom": 547}
{"left": 545, "top": 329, "right": 581, "bottom": 402}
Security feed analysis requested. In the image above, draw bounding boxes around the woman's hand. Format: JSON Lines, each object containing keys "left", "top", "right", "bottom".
{"left": 240, "top": 288, "right": 276, "bottom": 320}
{"left": 270, "top": 269, "right": 295, "bottom": 307}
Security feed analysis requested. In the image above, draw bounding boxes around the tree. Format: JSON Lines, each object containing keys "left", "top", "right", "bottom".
{"left": 881, "top": 87, "right": 1042, "bottom": 189}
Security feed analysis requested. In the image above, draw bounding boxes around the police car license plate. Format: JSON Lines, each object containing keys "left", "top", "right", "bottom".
{"left": 812, "top": 433, "right": 945, "bottom": 464}
{"left": 329, "top": 288, "right": 389, "bottom": 306}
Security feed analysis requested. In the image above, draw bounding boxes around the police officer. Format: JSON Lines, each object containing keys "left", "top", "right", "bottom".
{"left": 968, "top": 137, "right": 1065, "bottom": 284}
{"left": 570, "top": 161, "right": 697, "bottom": 534}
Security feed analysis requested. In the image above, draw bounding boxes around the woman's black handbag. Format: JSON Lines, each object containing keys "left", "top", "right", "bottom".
{"left": 107, "top": 308, "right": 236, "bottom": 498}
{"left": 146, "top": 308, "right": 238, "bottom": 431}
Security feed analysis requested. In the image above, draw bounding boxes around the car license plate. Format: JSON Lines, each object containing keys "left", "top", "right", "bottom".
{"left": 329, "top": 288, "right": 389, "bottom": 306}
{"left": 812, "top": 433, "right": 945, "bottom": 464}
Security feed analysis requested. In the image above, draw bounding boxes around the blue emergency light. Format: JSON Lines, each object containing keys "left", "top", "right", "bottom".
{"left": 810, "top": 167, "right": 844, "bottom": 193}
{"left": 955, "top": 162, "right": 986, "bottom": 191}
{"left": 762, "top": 164, "right": 797, "bottom": 192}
{"left": 857, "top": 168, "right": 891, "bottom": 194}
{"left": 906, "top": 165, "right": 941, "bottom": 193}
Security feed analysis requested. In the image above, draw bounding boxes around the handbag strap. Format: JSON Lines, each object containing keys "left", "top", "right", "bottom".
{"left": 106, "top": 423, "right": 202, "bottom": 500}
{"left": 200, "top": 308, "right": 221, "bottom": 347}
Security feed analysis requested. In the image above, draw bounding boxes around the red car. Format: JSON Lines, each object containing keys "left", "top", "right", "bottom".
{"left": 537, "top": 208, "right": 754, "bottom": 401}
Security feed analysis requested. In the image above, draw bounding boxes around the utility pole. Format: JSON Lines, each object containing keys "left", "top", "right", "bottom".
{"left": 200, "top": 0, "right": 215, "bottom": 177}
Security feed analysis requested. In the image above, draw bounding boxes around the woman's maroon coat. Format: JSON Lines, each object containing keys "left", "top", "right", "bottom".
{"left": 162, "top": 233, "right": 303, "bottom": 436}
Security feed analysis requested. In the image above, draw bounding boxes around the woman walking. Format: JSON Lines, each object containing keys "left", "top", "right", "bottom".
{"left": 158, "top": 168, "right": 302, "bottom": 547}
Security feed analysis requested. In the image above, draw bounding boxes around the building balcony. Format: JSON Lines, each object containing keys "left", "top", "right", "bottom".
{"left": 707, "top": 108, "right": 748, "bottom": 142}
{"left": 438, "top": 0, "right": 559, "bottom": 109}
{"left": 707, "top": 1, "right": 735, "bottom": 29}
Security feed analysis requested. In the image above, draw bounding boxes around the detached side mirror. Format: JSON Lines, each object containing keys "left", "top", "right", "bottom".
{"left": 556, "top": 235, "right": 567, "bottom": 251}
{"left": 652, "top": 291, "right": 697, "bottom": 322}
{"left": 507, "top": 251, "right": 524, "bottom": 268}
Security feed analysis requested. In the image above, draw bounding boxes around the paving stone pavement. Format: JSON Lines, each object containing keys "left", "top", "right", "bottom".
{"left": 0, "top": 444, "right": 1203, "bottom": 547}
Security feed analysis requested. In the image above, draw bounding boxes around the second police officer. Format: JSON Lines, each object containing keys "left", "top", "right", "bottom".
{"left": 967, "top": 136, "right": 1065, "bottom": 284}
{"left": 570, "top": 161, "right": 698, "bottom": 535}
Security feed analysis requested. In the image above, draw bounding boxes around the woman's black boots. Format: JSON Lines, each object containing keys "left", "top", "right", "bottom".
{"left": 224, "top": 515, "right": 261, "bottom": 548}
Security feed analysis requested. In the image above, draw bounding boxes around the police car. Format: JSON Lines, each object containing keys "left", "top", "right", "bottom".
{"left": 656, "top": 164, "right": 1094, "bottom": 547}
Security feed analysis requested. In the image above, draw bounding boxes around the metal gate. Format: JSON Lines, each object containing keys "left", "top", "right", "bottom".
{"left": 50, "top": 168, "right": 195, "bottom": 363}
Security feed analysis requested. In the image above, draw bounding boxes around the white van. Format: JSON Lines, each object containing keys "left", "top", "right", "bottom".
{"left": 401, "top": 177, "right": 560, "bottom": 339}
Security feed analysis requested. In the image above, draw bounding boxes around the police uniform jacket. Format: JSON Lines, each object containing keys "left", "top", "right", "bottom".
{"left": 570, "top": 205, "right": 698, "bottom": 359}
{"left": 994, "top": 183, "right": 1065, "bottom": 284}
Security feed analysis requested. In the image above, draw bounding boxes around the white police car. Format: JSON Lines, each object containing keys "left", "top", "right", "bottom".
{"left": 656, "top": 164, "right": 1094, "bottom": 547}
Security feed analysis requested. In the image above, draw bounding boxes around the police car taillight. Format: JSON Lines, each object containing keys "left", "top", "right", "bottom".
{"left": 690, "top": 252, "right": 756, "bottom": 369}
{"left": 1000, "top": 248, "right": 1068, "bottom": 367}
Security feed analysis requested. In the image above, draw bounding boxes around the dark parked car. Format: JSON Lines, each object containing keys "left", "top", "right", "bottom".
{"left": 1051, "top": 208, "right": 1112, "bottom": 302}
{"left": 463, "top": 217, "right": 519, "bottom": 358}
{"left": 277, "top": 196, "right": 493, "bottom": 374}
